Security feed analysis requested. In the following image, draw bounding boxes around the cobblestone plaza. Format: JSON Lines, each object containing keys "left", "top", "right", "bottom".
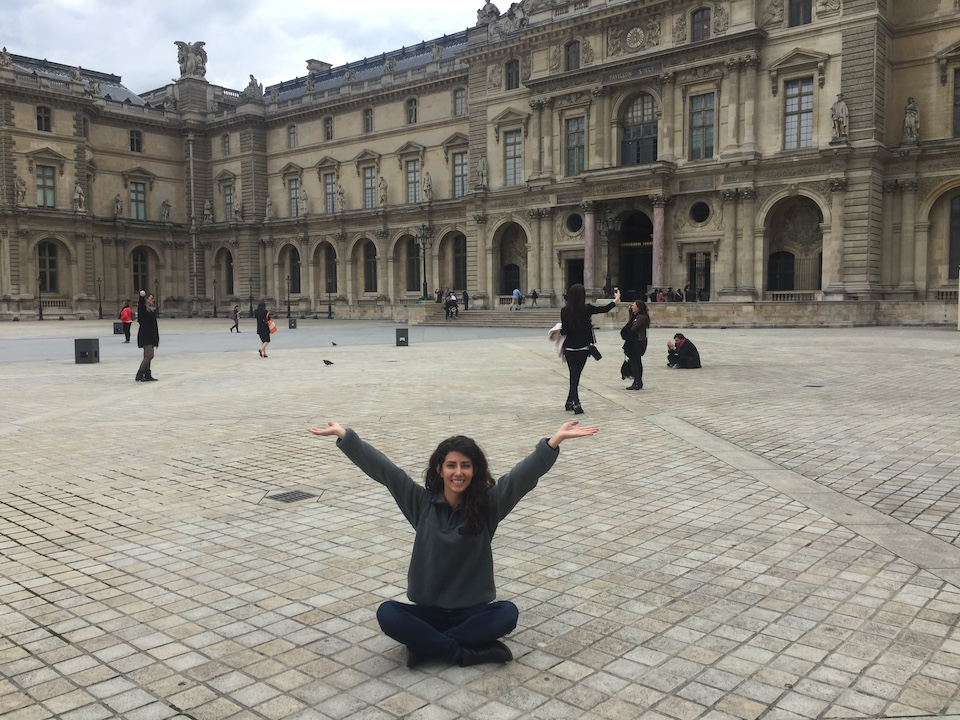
{"left": 1, "top": 320, "right": 960, "bottom": 720}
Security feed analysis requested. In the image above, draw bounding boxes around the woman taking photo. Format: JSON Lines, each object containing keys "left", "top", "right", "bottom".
{"left": 308, "top": 419, "right": 599, "bottom": 668}
{"left": 621, "top": 299, "right": 650, "bottom": 390}
{"left": 254, "top": 301, "right": 271, "bottom": 357}
{"left": 560, "top": 284, "right": 619, "bottom": 414}
{"left": 135, "top": 290, "right": 159, "bottom": 381}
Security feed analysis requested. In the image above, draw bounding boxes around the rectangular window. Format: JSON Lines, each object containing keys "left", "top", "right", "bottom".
{"left": 954, "top": 71, "right": 960, "bottom": 139}
{"left": 788, "top": 0, "right": 813, "bottom": 27}
{"left": 38, "top": 243, "right": 58, "bottom": 293}
{"left": 222, "top": 134, "right": 230, "bottom": 156}
{"left": 36, "top": 165, "right": 56, "bottom": 208}
{"left": 406, "top": 160, "right": 420, "bottom": 204}
{"left": 363, "top": 108, "right": 374, "bottom": 133}
{"left": 692, "top": 9, "right": 711, "bottom": 41}
{"left": 504, "top": 130, "right": 523, "bottom": 186}
{"left": 130, "top": 130, "right": 142, "bottom": 153}
{"left": 505, "top": 60, "right": 520, "bottom": 90}
{"left": 453, "top": 89, "right": 466, "bottom": 117}
{"left": 363, "top": 242, "right": 377, "bottom": 292}
{"left": 689, "top": 93, "right": 715, "bottom": 160}
{"left": 325, "top": 245, "right": 338, "bottom": 293}
{"left": 363, "top": 166, "right": 376, "bottom": 209}
{"left": 324, "top": 117, "right": 333, "bottom": 141}
{"left": 37, "top": 106, "right": 51, "bottom": 132}
{"left": 324, "top": 173, "right": 336, "bottom": 213}
{"left": 224, "top": 184, "right": 234, "bottom": 221}
{"left": 406, "top": 98, "right": 418, "bottom": 124}
{"left": 406, "top": 238, "right": 420, "bottom": 292}
{"left": 288, "top": 125, "right": 298, "bottom": 149}
{"left": 784, "top": 77, "right": 814, "bottom": 149}
{"left": 288, "top": 178, "right": 299, "bottom": 216}
{"left": 452, "top": 152, "right": 469, "bottom": 198}
{"left": 130, "top": 182, "right": 146, "bottom": 220}
{"left": 565, "top": 42, "right": 580, "bottom": 72}
{"left": 565, "top": 117, "right": 586, "bottom": 175}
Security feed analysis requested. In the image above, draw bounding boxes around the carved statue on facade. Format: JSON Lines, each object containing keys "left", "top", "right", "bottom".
{"left": 203, "top": 199, "right": 213, "bottom": 224}
{"left": 431, "top": 45, "right": 444, "bottom": 62}
{"left": 378, "top": 176, "right": 388, "bottom": 206}
{"left": 336, "top": 183, "right": 346, "bottom": 212}
{"left": 73, "top": 181, "right": 85, "bottom": 212}
{"left": 384, "top": 57, "right": 397, "bottom": 73}
{"left": 265, "top": 196, "right": 273, "bottom": 220}
{"left": 174, "top": 41, "right": 207, "bottom": 78}
{"left": 476, "top": 155, "right": 487, "bottom": 187}
{"left": 299, "top": 188, "right": 308, "bottom": 216}
{"left": 234, "top": 199, "right": 243, "bottom": 221}
{"left": 830, "top": 93, "right": 849, "bottom": 139}
{"left": 476, "top": 1, "right": 500, "bottom": 25}
{"left": 70, "top": 66, "right": 83, "bottom": 82}
{"left": 305, "top": 74, "right": 315, "bottom": 92}
{"left": 243, "top": 74, "right": 264, "bottom": 101}
{"left": 422, "top": 172, "right": 433, "bottom": 202}
{"left": 14, "top": 175, "right": 26, "bottom": 205}
{"left": 0, "top": 47, "right": 11, "bottom": 68}
{"left": 903, "top": 97, "right": 920, "bottom": 142}
{"left": 160, "top": 199, "right": 171, "bottom": 222}
{"left": 270, "top": 87, "right": 279, "bottom": 104}
{"left": 114, "top": 193, "right": 123, "bottom": 217}
{"left": 86, "top": 79, "right": 101, "bottom": 97}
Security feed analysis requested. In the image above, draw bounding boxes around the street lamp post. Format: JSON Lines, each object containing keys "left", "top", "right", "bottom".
{"left": 326, "top": 275, "right": 334, "bottom": 320}
{"left": 212, "top": 277, "right": 217, "bottom": 318}
{"left": 285, "top": 275, "right": 291, "bottom": 319}
{"left": 97, "top": 277, "right": 103, "bottom": 319}
{"left": 416, "top": 223, "right": 433, "bottom": 301}
{"left": 599, "top": 207, "right": 621, "bottom": 297}
{"left": 37, "top": 274, "right": 43, "bottom": 321}
{"left": 248, "top": 277, "right": 254, "bottom": 319}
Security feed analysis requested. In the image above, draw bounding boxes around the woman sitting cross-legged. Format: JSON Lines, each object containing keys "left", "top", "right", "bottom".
{"left": 307, "top": 420, "right": 598, "bottom": 668}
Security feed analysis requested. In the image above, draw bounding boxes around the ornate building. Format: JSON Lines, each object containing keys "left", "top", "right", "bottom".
{"left": 2, "top": 0, "right": 959, "bottom": 320}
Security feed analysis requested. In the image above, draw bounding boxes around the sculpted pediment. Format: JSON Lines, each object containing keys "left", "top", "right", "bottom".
{"left": 441, "top": 132, "right": 469, "bottom": 162}
{"left": 352, "top": 149, "right": 381, "bottom": 175}
{"left": 121, "top": 166, "right": 157, "bottom": 190}
{"left": 768, "top": 49, "right": 829, "bottom": 95}
{"left": 214, "top": 169, "right": 236, "bottom": 184}
{"left": 491, "top": 107, "right": 530, "bottom": 141}
{"left": 279, "top": 162, "right": 303, "bottom": 185}
{"left": 392, "top": 142, "right": 423, "bottom": 170}
{"left": 26, "top": 147, "right": 70, "bottom": 176}
{"left": 315, "top": 156, "right": 340, "bottom": 180}
{"left": 937, "top": 40, "right": 960, "bottom": 84}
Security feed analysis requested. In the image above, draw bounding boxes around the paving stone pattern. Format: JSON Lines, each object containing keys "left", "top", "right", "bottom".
{"left": 1, "top": 321, "right": 960, "bottom": 720}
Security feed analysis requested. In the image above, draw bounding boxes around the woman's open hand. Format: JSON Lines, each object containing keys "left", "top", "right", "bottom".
{"left": 308, "top": 421, "right": 346, "bottom": 440}
{"left": 548, "top": 420, "right": 598, "bottom": 448}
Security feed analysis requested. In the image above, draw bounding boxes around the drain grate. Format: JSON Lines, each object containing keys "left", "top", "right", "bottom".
{"left": 266, "top": 490, "right": 318, "bottom": 504}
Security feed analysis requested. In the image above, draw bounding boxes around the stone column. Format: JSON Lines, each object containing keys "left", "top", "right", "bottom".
{"left": 898, "top": 179, "right": 917, "bottom": 294}
{"left": 582, "top": 202, "right": 597, "bottom": 290}
{"left": 915, "top": 221, "right": 930, "bottom": 296}
{"left": 542, "top": 99, "right": 555, "bottom": 177}
{"left": 822, "top": 178, "right": 847, "bottom": 298}
{"left": 738, "top": 188, "right": 757, "bottom": 296}
{"left": 880, "top": 182, "right": 898, "bottom": 288}
{"left": 529, "top": 99, "right": 544, "bottom": 177}
{"left": 592, "top": 87, "right": 606, "bottom": 169}
{"left": 657, "top": 73, "right": 676, "bottom": 162}
{"left": 741, "top": 55, "right": 759, "bottom": 155}
{"left": 723, "top": 59, "right": 741, "bottom": 155}
{"left": 474, "top": 214, "right": 488, "bottom": 304}
{"left": 385, "top": 242, "right": 395, "bottom": 303}
{"left": 650, "top": 195, "right": 668, "bottom": 289}
{"left": 717, "top": 190, "right": 738, "bottom": 295}
{"left": 527, "top": 209, "right": 542, "bottom": 292}
{"left": 540, "top": 208, "right": 556, "bottom": 299}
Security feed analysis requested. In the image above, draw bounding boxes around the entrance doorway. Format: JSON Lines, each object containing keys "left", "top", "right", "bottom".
{"left": 619, "top": 211, "right": 653, "bottom": 301}
{"left": 564, "top": 258, "right": 584, "bottom": 291}
{"left": 687, "top": 252, "right": 711, "bottom": 300}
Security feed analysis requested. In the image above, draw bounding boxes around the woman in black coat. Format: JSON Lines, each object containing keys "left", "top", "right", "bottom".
{"left": 136, "top": 290, "right": 159, "bottom": 381}
{"left": 560, "top": 284, "right": 619, "bottom": 414}
{"left": 621, "top": 300, "right": 650, "bottom": 390}
{"left": 254, "top": 301, "right": 272, "bottom": 358}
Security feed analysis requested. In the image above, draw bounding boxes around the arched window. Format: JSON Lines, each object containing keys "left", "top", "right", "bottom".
{"left": 501, "top": 263, "right": 520, "bottom": 296}
{"left": 132, "top": 248, "right": 149, "bottom": 292}
{"left": 287, "top": 247, "right": 301, "bottom": 294}
{"left": 363, "top": 241, "right": 377, "bottom": 292}
{"left": 692, "top": 8, "right": 711, "bottom": 42}
{"left": 767, "top": 251, "right": 795, "bottom": 291}
{"left": 38, "top": 241, "right": 58, "bottom": 293}
{"left": 565, "top": 41, "right": 581, "bottom": 72}
{"left": 406, "top": 238, "right": 420, "bottom": 292}
{"left": 621, "top": 94, "right": 658, "bottom": 165}
{"left": 950, "top": 196, "right": 960, "bottom": 280}
{"left": 454, "top": 234, "right": 467, "bottom": 290}
{"left": 325, "top": 245, "right": 338, "bottom": 293}
{"left": 505, "top": 60, "right": 520, "bottom": 90}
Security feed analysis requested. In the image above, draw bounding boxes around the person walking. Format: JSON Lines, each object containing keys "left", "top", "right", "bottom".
{"left": 307, "top": 419, "right": 599, "bottom": 668}
{"left": 621, "top": 300, "right": 650, "bottom": 390}
{"left": 118, "top": 300, "right": 134, "bottom": 343}
{"left": 510, "top": 287, "right": 522, "bottom": 310}
{"left": 229, "top": 305, "right": 241, "bottom": 333}
{"left": 560, "top": 284, "right": 619, "bottom": 414}
{"left": 135, "top": 290, "right": 159, "bottom": 381}
{"left": 255, "top": 301, "right": 272, "bottom": 357}
{"left": 529, "top": 289, "right": 539, "bottom": 307}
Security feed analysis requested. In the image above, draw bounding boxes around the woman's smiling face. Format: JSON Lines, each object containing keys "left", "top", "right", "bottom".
{"left": 439, "top": 451, "right": 474, "bottom": 506}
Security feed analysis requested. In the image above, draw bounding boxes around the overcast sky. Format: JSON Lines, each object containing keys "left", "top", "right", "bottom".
{"left": 1, "top": 0, "right": 480, "bottom": 93}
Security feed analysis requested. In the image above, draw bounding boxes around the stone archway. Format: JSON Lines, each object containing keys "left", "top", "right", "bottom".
{"left": 764, "top": 196, "right": 823, "bottom": 294}
{"left": 493, "top": 222, "right": 528, "bottom": 296}
{"left": 619, "top": 211, "right": 653, "bottom": 301}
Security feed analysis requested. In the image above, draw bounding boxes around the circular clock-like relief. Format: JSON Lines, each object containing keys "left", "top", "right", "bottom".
{"left": 626, "top": 27, "right": 645, "bottom": 50}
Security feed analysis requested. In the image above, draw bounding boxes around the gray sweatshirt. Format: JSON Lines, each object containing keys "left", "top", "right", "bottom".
{"left": 337, "top": 429, "right": 559, "bottom": 608}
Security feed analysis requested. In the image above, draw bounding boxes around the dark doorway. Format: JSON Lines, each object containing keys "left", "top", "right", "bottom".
{"left": 619, "top": 211, "right": 653, "bottom": 301}
{"left": 687, "top": 253, "right": 711, "bottom": 300}
{"left": 768, "top": 251, "right": 795, "bottom": 291}
{"left": 564, "top": 258, "right": 584, "bottom": 291}
{"left": 501, "top": 263, "right": 520, "bottom": 295}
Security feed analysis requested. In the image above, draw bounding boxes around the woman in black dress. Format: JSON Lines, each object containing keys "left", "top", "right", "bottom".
{"left": 560, "top": 284, "right": 619, "bottom": 414}
{"left": 254, "top": 301, "right": 271, "bottom": 358}
{"left": 136, "top": 290, "right": 159, "bottom": 381}
{"left": 622, "top": 300, "right": 650, "bottom": 390}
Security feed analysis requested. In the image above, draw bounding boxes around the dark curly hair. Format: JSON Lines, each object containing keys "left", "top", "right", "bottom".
{"left": 424, "top": 436, "right": 495, "bottom": 535}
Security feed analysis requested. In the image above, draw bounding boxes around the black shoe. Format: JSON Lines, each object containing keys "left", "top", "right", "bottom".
{"left": 459, "top": 641, "right": 512, "bottom": 667}
{"left": 135, "top": 370, "right": 143, "bottom": 382}
{"left": 564, "top": 401, "right": 574, "bottom": 412}
{"left": 572, "top": 403, "right": 584, "bottom": 415}
{"left": 144, "top": 371, "right": 158, "bottom": 381}
{"left": 626, "top": 383, "right": 641, "bottom": 390}
{"left": 406, "top": 646, "right": 425, "bottom": 668}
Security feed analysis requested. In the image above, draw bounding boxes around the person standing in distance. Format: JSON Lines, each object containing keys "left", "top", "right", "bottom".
{"left": 118, "top": 300, "right": 134, "bottom": 343}
{"left": 560, "top": 284, "right": 620, "bottom": 414}
{"left": 255, "top": 301, "right": 272, "bottom": 358}
{"left": 135, "top": 290, "right": 159, "bottom": 381}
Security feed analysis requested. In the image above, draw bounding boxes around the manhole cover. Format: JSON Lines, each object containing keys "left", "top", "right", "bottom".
{"left": 266, "top": 490, "right": 317, "bottom": 504}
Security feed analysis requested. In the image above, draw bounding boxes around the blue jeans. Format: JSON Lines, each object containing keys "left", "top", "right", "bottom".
{"left": 376, "top": 600, "right": 519, "bottom": 664}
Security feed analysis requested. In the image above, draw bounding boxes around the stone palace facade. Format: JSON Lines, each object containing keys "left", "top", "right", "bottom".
{"left": 1, "top": 0, "right": 959, "bottom": 320}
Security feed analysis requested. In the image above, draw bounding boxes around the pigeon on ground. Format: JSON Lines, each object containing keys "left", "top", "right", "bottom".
{"left": 331, "top": 341, "right": 337, "bottom": 346}
{"left": 323, "top": 359, "right": 334, "bottom": 366}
